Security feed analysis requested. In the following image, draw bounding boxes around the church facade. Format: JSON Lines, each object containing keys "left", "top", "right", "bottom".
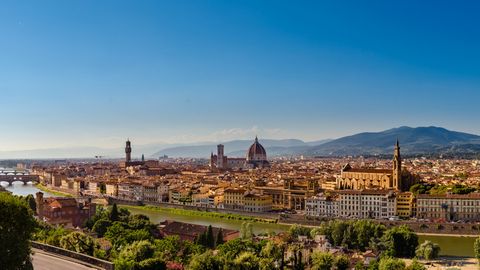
{"left": 210, "top": 137, "right": 270, "bottom": 170}
{"left": 336, "top": 140, "right": 405, "bottom": 191}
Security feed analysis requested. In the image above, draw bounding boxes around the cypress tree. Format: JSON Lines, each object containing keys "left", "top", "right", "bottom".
{"left": 109, "top": 203, "right": 119, "bottom": 222}
{"left": 206, "top": 225, "right": 215, "bottom": 248}
{"left": 216, "top": 228, "right": 224, "bottom": 247}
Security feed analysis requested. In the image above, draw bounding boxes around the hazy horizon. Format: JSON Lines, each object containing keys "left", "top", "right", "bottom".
{"left": 1, "top": 1, "right": 479, "bottom": 151}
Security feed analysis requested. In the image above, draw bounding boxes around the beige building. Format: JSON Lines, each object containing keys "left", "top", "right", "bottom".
{"left": 396, "top": 192, "right": 414, "bottom": 218}
{"left": 337, "top": 190, "right": 396, "bottom": 219}
{"left": 223, "top": 188, "right": 246, "bottom": 210}
{"left": 305, "top": 193, "right": 338, "bottom": 217}
{"left": 416, "top": 193, "right": 480, "bottom": 222}
{"left": 257, "top": 178, "right": 320, "bottom": 211}
{"left": 244, "top": 193, "right": 272, "bottom": 212}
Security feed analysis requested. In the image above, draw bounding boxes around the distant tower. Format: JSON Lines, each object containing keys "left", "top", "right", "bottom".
{"left": 125, "top": 139, "right": 132, "bottom": 162}
{"left": 141, "top": 154, "right": 145, "bottom": 162}
{"left": 210, "top": 152, "right": 215, "bottom": 168}
{"left": 217, "top": 144, "right": 224, "bottom": 169}
{"left": 393, "top": 139, "right": 402, "bottom": 190}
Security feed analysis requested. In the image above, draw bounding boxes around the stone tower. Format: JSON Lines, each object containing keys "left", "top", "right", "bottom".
{"left": 125, "top": 139, "right": 132, "bottom": 162}
{"left": 35, "top": 192, "right": 44, "bottom": 218}
{"left": 393, "top": 139, "right": 402, "bottom": 190}
{"left": 217, "top": 144, "right": 224, "bottom": 169}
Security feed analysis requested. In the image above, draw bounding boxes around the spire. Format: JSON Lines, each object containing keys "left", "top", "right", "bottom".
{"left": 396, "top": 138, "right": 400, "bottom": 148}
{"left": 255, "top": 136, "right": 258, "bottom": 143}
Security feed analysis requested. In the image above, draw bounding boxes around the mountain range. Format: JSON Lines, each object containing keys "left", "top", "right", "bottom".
{"left": 2, "top": 126, "right": 480, "bottom": 159}
{"left": 153, "top": 126, "right": 480, "bottom": 158}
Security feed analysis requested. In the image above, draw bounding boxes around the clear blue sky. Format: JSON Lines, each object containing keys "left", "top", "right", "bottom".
{"left": 1, "top": 1, "right": 479, "bottom": 150}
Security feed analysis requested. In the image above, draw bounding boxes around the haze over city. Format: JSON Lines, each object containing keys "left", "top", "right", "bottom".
{"left": 1, "top": 1, "right": 480, "bottom": 152}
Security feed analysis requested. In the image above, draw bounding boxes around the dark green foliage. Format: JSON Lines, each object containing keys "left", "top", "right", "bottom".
{"left": 137, "top": 258, "right": 167, "bottom": 270}
{"left": 32, "top": 221, "right": 69, "bottom": 246}
{"left": 188, "top": 250, "right": 222, "bottom": 270}
{"left": 0, "top": 193, "right": 36, "bottom": 270}
{"left": 378, "top": 257, "right": 405, "bottom": 270}
{"left": 289, "top": 224, "right": 312, "bottom": 239}
{"left": 206, "top": 225, "right": 215, "bottom": 248}
{"left": 335, "top": 255, "right": 350, "bottom": 270}
{"left": 381, "top": 225, "right": 418, "bottom": 258}
{"left": 310, "top": 252, "right": 334, "bottom": 270}
{"left": 25, "top": 194, "right": 36, "bottom": 212}
{"left": 415, "top": 241, "right": 440, "bottom": 260}
{"left": 313, "top": 220, "right": 385, "bottom": 251}
{"left": 154, "top": 235, "right": 203, "bottom": 265}
{"left": 59, "top": 231, "right": 98, "bottom": 256}
{"left": 109, "top": 203, "right": 119, "bottom": 222}
{"left": 92, "top": 219, "right": 112, "bottom": 237}
{"left": 216, "top": 228, "right": 224, "bottom": 247}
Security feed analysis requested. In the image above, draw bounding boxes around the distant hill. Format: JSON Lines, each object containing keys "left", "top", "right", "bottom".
{"left": 308, "top": 126, "right": 480, "bottom": 156}
{"left": 151, "top": 139, "right": 332, "bottom": 158}
{"left": 152, "top": 127, "right": 480, "bottom": 158}
{"left": 3, "top": 126, "right": 479, "bottom": 159}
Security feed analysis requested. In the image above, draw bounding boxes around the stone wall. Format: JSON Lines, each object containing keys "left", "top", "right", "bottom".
{"left": 32, "top": 241, "right": 114, "bottom": 270}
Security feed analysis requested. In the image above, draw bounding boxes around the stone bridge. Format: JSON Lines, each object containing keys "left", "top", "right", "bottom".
{"left": 0, "top": 173, "right": 39, "bottom": 185}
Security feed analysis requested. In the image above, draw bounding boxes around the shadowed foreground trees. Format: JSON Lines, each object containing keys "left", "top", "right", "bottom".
{"left": 0, "top": 193, "right": 36, "bottom": 270}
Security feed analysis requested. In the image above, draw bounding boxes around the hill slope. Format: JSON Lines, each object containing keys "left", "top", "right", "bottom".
{"left": 308, "top": 126, "right": 480, "bottom": 156}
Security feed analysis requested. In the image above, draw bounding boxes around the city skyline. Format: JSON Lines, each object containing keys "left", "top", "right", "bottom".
{"left": 1, "top": 1, "right": 480, "bottom": 151}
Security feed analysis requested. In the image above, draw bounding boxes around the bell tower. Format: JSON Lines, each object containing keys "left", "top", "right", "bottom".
{"left": 393, "top": 139, "right": 402, "bottom": 190}
{"left": 125, "top": 139, "right": 132, "bottom": 162}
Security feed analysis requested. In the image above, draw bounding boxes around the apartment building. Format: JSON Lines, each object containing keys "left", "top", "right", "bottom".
{"left": 416, "top": 193, "right": 480, "bottom": 222}
{"left": 305, "top": 193, "right": 338, "bottom": 217}
{"left": 337, "top": 190, "right": 396, "bottom": 219}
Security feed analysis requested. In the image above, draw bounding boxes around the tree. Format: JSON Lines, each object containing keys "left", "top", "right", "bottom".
{"left": 24, "top": 194, "right": 36, "bottom": 212}
{"left": 109, "top": 203, "right": 119, "bottom": 222}
{"left": 405, "top": 259, "right": 426, "bottom": 270}
{"left": 216, "top": 228, "right": 224, "bottom": 247}
{"left": 310, "top": 252, "right": 334, "bottom": 270}
{"left": 59, "top": 232, "right": 98, "bottom": 256}
{"left": 138, "top": 258, "right": 167, "bottom": 270}
{"left": 117, "top": 240, "right": 155, "bottom": 262}
{"left": 335, "top": 255, "right": 350, "bottom": 270}
{"left": 92, "top": 219, "right": 112, "bottom": 238}
{"left": 378, "top": 257, "right": 405, "bottom": 270}
{"left": 474, "top": 237, "right": 480, "bottom": 262}
{"left": 0, "top": 193, "right": 36, "bottom": 269}
{"left": 289, "top": 224, "right": 312, "bottom": 239}
{"left": 415, "top": 241, "right": 440, "bottom": 260}
{"left": 381, "top": 225, "right": 418, "bottom": 258}
{"left": 188, "top": 251, "right": 222, "bottom": 270}
{"left": 233, "top": 252, "right": 260, "bottom": 270}
{"left": 195, "top": 231, "right": 208, "bottom": 247}
{"left": 206, "top": 225, "right": 215, "bottom": 249}
{"left": 240, "top": 222, "right": 253, "bottom": 239}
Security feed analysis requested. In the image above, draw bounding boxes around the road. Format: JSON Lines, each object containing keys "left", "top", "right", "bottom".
{"left": 32, "top": 250, "right": 98, "bottom": 270}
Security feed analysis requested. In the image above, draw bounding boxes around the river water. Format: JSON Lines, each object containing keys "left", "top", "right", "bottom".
{"left": 4, "top": 184, "right": 476, "bottom": 257}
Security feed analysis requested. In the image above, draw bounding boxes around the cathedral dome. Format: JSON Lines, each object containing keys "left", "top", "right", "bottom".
{"left": 246, "top": 137, "right": 267, "bottom": 161}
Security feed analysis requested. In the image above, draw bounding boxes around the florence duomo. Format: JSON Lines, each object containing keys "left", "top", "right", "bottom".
{"left": 210, "top": 136, "right": 270, "bottom": 170}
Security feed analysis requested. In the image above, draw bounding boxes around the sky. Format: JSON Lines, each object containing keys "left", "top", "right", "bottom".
{"left": 0, "top": 1, "right": 479, "bottom": 151}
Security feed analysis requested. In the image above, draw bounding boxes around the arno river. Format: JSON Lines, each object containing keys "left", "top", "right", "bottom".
{"left": 3, "top": 183, "right": 477, "bottom": 257}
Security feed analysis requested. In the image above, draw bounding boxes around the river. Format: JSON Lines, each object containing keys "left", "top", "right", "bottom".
{"left": 4, "top": 184, "right": 477, "bottom": 257}
{"left": 1, "top": 182, "right": 55, "bottom": 197}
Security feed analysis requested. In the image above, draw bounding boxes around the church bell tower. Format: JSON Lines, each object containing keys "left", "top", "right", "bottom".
{"left": 393, "top": 139, "right": 402, "bottom": 190}
{"left": 125, "top": 139, "right": 132, "bottom": 162}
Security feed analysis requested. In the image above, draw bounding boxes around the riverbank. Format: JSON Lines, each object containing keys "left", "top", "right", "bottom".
{"left": 35, "top": 184, "right": 73, "bottom": 197}
{"left": 125, "top": 205, "right": 278, "bottom": 224}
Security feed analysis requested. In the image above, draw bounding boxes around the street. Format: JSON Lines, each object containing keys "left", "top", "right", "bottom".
{"left": 32, "top": 250, "right": 98, "bottom": 270}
